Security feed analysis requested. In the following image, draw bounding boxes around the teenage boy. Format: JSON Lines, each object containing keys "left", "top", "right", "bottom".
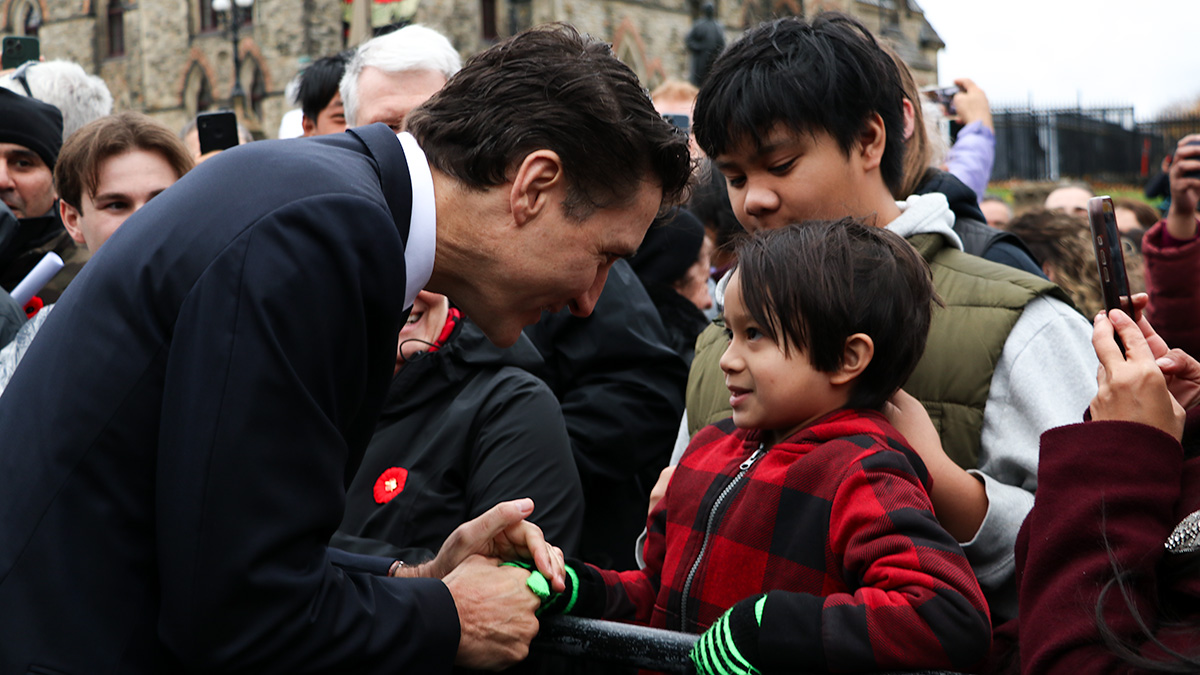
{"left": 685, "top": 13, "right": 1096, "bottom": 621}
{"left": 0, "top": 112, "right": 193, "bottom": 393}
{"left": 524, "top": 221, "right": 991, "bottom": 674}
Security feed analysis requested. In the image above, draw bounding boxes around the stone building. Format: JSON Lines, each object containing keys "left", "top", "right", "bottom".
{"left": 2, "top": 0, "right": 942, "bottom": 138}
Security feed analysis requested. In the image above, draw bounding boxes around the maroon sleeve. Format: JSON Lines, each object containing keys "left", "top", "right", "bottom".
{"left": 1142, "top": 219, "right": 1200, "bottom": 358}
{"left": 1018, "top": 420, "right": 1185, "bottom": 674}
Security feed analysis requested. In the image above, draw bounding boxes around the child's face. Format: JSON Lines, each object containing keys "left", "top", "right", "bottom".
{"left": 713, "top": 124, "right": 869, "bottom": 234}
{"left": 719, "top": 270, "right": 845, "bottom": 441}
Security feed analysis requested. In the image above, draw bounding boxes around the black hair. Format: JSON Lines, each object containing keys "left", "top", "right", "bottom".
{"left": 297, "top": 51, "right": 353, "bottom": 121}
{"left": 733, "top": 219, "right": 938, "bottom": 410}
{"left": 693, "top": 13, "right": 906, "bottom": 195}
{"left": 407, "top": 24, "right": 692, "bottom": 218}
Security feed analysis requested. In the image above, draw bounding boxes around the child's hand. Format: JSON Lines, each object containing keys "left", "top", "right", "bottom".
{"left": 647, "top": 465, "right": 675, "bottom": 516}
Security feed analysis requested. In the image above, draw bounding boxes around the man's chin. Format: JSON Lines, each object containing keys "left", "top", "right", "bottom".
{"left": 475, "top": 319, "right": 523, "bottom": 348}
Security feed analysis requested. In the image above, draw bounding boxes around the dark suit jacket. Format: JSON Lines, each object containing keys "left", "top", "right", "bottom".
{"left": 0, "top": 125, "right": 460, "bottom": 673}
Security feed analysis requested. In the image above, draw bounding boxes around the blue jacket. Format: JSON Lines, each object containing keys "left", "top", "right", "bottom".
{"left": 0, "top": 125, "right": 460, "bottom": 673}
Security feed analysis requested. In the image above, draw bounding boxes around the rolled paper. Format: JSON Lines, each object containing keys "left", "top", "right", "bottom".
{"left": 11, "top": 251, "right": 64, "bottom": 307}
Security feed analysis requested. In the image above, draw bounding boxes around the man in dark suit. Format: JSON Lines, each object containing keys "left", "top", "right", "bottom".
{"left": 0, "top": 26, "right": 691, "bottom": 674}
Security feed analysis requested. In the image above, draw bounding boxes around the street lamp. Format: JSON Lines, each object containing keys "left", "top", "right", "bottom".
{"left": 211, "top": 0, "right": 254, "bottom": 108}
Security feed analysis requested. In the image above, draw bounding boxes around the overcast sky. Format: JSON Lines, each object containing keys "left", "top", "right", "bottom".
{"left": 916, "top": 0, "right": 1200, "bottom": 119}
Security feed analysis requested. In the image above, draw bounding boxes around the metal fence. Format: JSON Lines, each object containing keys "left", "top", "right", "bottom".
{"left": 986, "top": 104, "right": 1200, "bottom": 184}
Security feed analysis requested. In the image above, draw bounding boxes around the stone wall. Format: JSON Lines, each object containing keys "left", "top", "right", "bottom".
{"left": 4, "top": 0, "right": 942, "bottom": 139}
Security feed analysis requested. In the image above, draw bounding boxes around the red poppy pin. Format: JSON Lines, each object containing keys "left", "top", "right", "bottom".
{"left": 373, "top": 467, "right": 408, "bottom": 504}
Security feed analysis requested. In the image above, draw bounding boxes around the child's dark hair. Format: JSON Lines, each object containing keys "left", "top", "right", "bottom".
{"left": 692, "top": 13, "right": 907, "bottom": 195}
{"left": 734, "top": 219, "right": 938, "bottom": 410}
{"left": 296, "top": 51, "right": 352, "bottom": 121}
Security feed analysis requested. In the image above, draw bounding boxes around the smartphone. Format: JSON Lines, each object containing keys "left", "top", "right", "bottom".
{"left": 197, "top": 111, "right": 239, "bottom": 155}
{"left": 922, "top": 84, "right": 962, "bottom": 116}
{"left": 1087, "top": 196, "right": 1133, "bottom": 318}
{"left": 2, "top": 36, "right": 39, "bottom": 70}
{"left": 662, "top": 113, "right": 690, "bottom": 133}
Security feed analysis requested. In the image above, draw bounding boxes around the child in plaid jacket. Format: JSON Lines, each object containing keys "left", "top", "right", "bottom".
{"left": 528, "top": 220, "right": 991, "bottom": 674}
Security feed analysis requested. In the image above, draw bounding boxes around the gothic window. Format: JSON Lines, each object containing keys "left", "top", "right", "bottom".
{"left": 199, "top": 0, "right": 218, "bottom": 32}
{"left": 480, "top": 0, "right": 496, "bottom": 41}
{"left": 11, "top": 0, "right": 42, "bottom": 36}
{"left": 107, "top": 0, "right": 125, "bottom": 57}
{"left": 183, "top": 62, "right": 214, "bottom": 119}
{"left": 248, "top": 60, "right": 265, "bottom": 119}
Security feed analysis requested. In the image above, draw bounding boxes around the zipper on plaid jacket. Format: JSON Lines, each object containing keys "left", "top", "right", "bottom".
{"left": 678, "top": 442, "right": 766, "bottom": 632}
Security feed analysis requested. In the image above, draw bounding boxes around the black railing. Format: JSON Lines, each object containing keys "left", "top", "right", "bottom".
{"left": 532, "top": 616, "right": 958, "bottom": 675}
{"left": 986, "top": 103, "right": 1200, "bottom": 184}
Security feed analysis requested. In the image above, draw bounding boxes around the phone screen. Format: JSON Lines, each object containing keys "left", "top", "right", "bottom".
{"left": 1087, "top": 196, "right": 1132, "bottom": 316}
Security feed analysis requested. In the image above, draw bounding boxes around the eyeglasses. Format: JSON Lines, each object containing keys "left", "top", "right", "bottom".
{"left": 10, "top": 61, "right": 34, "bottom": 98}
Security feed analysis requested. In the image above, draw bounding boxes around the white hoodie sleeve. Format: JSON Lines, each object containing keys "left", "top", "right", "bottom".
{"left": 967, "top": 295, "right": 1098, "bottom": 620}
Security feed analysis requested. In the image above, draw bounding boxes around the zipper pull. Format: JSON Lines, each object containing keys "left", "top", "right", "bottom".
{"left": 738, "top": 444, "right": 764, "bottom": 471}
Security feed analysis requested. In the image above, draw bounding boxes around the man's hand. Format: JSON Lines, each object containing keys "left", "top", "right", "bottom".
{"left": 420, "top": 499, "right": 565, "bottom": 592}
{"left": 444, "top": 555, "right": 541, "bottom": 670}
{"left": 1167, "top": 134, "right": 1200, "bottom": 240}
{"left": 1121, "top": 294, "right": 1200, "bottom": 411}
{"left": 1090, "top": 309, "right": 1186, "bottom": 441}
{"left": 952, "top": 78, "right": 993, "bottom": 132}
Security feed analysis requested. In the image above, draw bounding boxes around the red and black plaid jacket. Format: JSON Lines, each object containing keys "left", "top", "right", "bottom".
{"left": 587, "top": 409, "right": 991, "bottom": 672}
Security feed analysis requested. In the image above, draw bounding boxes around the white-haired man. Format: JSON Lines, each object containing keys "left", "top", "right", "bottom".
{"left": 0, "top": 60, "right": 113, "bottom": 140}
{"left": 340, "top": 24, "right": 461, "bottom": 130}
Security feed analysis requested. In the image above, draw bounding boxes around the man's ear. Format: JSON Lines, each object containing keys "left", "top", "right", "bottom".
{"left": 60, "top": 200, "right": 87, "bottom": 246}
{"left": 509, "top": 150, "right": 566, "bottom": 227}
{"left": 301, "top": 115, "right": 316, "bottom": 137}
{"left": 901, "top": 98, "right": 916, "bottom": 141}
{"left": 856, "top": 112, "right": 888, "bottom": 174}
{"left": 830, "top": 333, "right": 874, "bottom": 385}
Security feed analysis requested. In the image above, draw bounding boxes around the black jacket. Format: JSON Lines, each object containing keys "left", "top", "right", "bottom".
{"left": 915, "top": 169, "right": 1045, "bottom": 278}
{"left": 0, "top": 125, "right": 460, "bottom": 673}
{"left": 524, "top": 260, "right": 688, "bottom": 570}
{"left": 334, "top": 316, "right": 583, "bottom": 560}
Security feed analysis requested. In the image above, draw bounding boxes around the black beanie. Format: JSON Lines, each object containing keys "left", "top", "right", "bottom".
{"left": 0, "top": 87, "right": 64, "bottom": 170}
{"left": 628, "top": 207, "right": 706, "bottom": 287}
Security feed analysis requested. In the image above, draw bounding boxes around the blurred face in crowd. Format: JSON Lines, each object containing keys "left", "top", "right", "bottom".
{"left": 1044, "top": 186, "right": 1092, "bottom": 218}
{"left": 980, "top": 199, "right": 1012, "bottom": 229}
{"left": 355, "top": 67, "right": 447, "bottom": 132}
{"left": 675, "top": 234, "right": 714, "bottom": 310}
{"left": 395, "top": 290, "right": 450, "bottom": 374}
{"left": 303, "top": 92, "right": 347, "bottom": 137}
{"left": 61, "top": 149, "right": 181, "bottom": 251}
{"left": 1114, "top": 206, "right": 1142, "bottom": 235}
{"left": 0, "top": 142, "right": 56, "bottom": 219}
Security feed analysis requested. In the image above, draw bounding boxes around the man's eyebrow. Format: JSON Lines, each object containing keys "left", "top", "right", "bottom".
{"left": 91, "top": 191, "right": 131, "bottom": 203}
{"left": 7, "top": 148, "right": 41, "bottom": 162}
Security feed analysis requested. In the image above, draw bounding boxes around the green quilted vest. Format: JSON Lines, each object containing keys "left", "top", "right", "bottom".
{"left": 685, "top": 232, "right": 1071, "bottom": 470}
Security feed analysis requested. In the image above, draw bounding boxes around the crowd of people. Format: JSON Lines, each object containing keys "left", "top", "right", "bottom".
{"left": 0, "top": 10, "right": 1198, "bottom": 675}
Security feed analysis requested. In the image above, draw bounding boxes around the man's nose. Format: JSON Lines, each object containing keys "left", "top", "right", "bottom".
{"left": 742, "top": 184, "right": 779, "bottom": 217}
{"left": 0, "top": 163, "right": 13, "bottom": 189}
{"left": 568, "top": 267, "right": 610, "bottom": 318}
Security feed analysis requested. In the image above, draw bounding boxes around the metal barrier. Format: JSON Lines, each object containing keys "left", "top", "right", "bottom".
{"left": 532, "top": 615, "right": 957, "bottom": 675}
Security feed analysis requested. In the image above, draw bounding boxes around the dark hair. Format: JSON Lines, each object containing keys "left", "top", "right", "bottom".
{"left": 55, "top": 111, "right": 193, "bottom": 211}
{"left": 734, "top": 219, "right": 938, "bottom": 410}
{"left": 406, "top": 24, "right": 692, "bottom": 219}
{"left": 693, "top": 13, "right": 906, "bottom": 195}
{"left": 688, "top": 159, "right": 743, "bottom": 254}
{"left": 297, "top": 51, "right": 352, "bottom": 121}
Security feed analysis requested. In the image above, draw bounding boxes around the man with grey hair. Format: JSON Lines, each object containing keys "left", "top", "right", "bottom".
{"left": 340, "top": 24, "right": 461, "bottom": 130}
{"left": 0, "top": 60, "right": 113, "bottom": 140}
